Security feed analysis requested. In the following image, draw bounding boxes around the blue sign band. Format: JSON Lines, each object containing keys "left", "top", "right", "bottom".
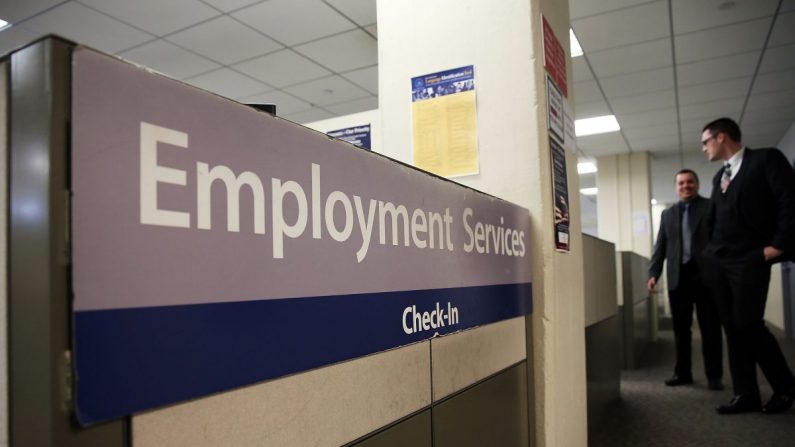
{"left": 73, "top": 282, "right": 532, "bottom": 424}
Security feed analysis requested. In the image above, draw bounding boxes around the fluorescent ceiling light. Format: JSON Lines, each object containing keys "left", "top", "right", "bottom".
{"left": 580, "top": 187, "right": 598, "bottom": 196}
{"left": 570, "top": 29, "right": 583, "bottom": 57}
{"left": 0, "top": 19, "right": 9, "bottom": 30}
{"left": 577, "top": 162, "right": 597, "bottom": 174}
{"left": 575, "top": 115, "right": 620, "bottom": 137}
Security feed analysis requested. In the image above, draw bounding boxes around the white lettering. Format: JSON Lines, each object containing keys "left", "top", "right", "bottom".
{"left": 140, "top": 122, "right": 190, "bottom": 228}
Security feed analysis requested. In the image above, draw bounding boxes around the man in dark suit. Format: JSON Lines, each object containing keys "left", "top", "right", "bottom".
{"left": 648, "top": 169, "right": 723, "bottom": 390}
{"left": 700, "top": 117, "right": 795, "bottom": 414}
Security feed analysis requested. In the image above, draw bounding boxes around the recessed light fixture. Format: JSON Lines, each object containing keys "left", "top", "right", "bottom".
{"left": 580, "top": 187, "right": 598, "bottom": 196}
{"left": 0, "top": 18, "right": 10, "bottom": 30}
{"left": 570, "top": 29, "right": 583, "bottom": 57}
{"left": 575, "top": 115, "right": 620, "bottom": 137}
{"left": 577, "top": 161, "right": 597, "bottom": 174}
{"left": 651, "top": 198, "right": 658, "bottom": 205}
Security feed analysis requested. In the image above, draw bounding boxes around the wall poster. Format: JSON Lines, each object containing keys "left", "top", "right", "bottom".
{"left": 411, "top": 65, "right": 479, "bottom": 177}
{"left": 550, "top": 137, "right": 570, "bottom": 252}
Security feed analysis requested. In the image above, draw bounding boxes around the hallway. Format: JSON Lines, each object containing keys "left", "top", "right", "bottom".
{"left": 591, "top": 328, "right": 795, "bottom": 447}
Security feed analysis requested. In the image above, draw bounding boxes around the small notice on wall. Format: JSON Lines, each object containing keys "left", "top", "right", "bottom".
{"left": 542, "top": 15, "right": 567, "bottom": 98}
{"left": 327, "top": 124, "right": 371, "bottom": 150}
{"left": 550, "top": 137, "right": 570, "bottom": 252}
{"left": 546, "top": 75, "right": 564, "bottom": 143}
{"left": 411, "top": 65, "right": 479, "bottom": 177}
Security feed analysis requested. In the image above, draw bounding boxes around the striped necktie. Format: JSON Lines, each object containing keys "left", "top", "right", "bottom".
{"left": 720, "top": 163, "right": 732, "bottom": 193}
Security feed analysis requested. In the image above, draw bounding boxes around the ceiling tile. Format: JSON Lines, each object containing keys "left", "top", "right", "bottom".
{"left": 0, "top": 0, "right": 63, "bottom": 23}
{"left": 294, "top": 30, "right": 377, "bottom": 72}
{"left": 784, "top": 0, "right": 795, "bottom": 12}
{"left": 572, "top": 57, "right": 594, "bottom": 82}
{"left": 678, "top": 97, "right": 743, "bottom": 121}
{"left": 678, "top": 77, "right": 751, "bottom": 105}
{"left": 671, "top": 0, "right": 779, "bottom": 35}
{"left": 676, "top": 51, "right": 759, "bottom": 87}
{"left": 753, "top": 68, "right": 795, "bottom": 97}
{"left": 233, "top": 49, "right": 330, "bottom": 88}
{"left": 745, "top": 88, "right": 795, "bottom": 111}
{"left": 616, "top": 107, "right": 677, "bottom": 128}
{"left": 623, "top": 123, "right": 679, "bottom": 140}
{"left": 119, "top": 39, "right": 220, "bottom": 79}
{"left": 743, "top": 105, "right": 795, "bottom": 125}
{"left": 758, "top": 42, "right": 795, "bottom": 73}
{"left": 626, "top": 134, "right": 679, "bottom": 152}
{"left": 599, "top": 68, "right": 674, "bottom": 99}
{"left": 572, "top": 1, "right": 669, "bottom": 53}
{"left": 185, "top": 67, "right": 269, "bottom": 100}
{"left": 674, "top": 17, "right": 771, "bottom": 64}
{"left": 0, "top": 26, "right": 41, "bottom": 55}
{"left": 608, "top": 89, "right": 676, "bottom": 115}
{"left": 569, "top": 0, "right": 654, "bottom": 20}
{"left": 167, "top": 16, "right": 281, "bottom": 65}
{"left": 284, "top": 75, "right": 370, "bottom": 106}
{"left": 574, "top": 99, "right": 611, "bottom": 119}
{"left": 232, "top": 0, "right": 356, "bottom": 45}
{"left": 325, "top": 95, "right": 378, "bottom": 115}
{"left": 19, "top": 2, "right": 151, "bottom": 54}
{"left": 572, "top": 80, "right": 603, "bottom": 104}
{"left": 365, "top": 24, "right": 377, "bottom": 36}
{"left": 325, "top": 0, "right": 377, "bottom": 26}
{"left": 284, "top": 107, "right": 335, "bottom": 124}
{"left": 201, "top": 0, "right": 262, "bottom": 12}
{"left": 79, "top": 0, "right": 220, "bottom": 36}
{"left": 341, "top": 65, "right": 378, "bottom": 94}
{"left": 769, "top": 11, "right": 795, "bottom": 47}
{"left": 237, "top": 90, "right": 312, "bottom": 115}
{"left": 587, "top": 38, "right": 671, "bottom": 78}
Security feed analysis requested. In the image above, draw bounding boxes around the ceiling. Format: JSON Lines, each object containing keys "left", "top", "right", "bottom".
{"left": 1, "top": 0, "right": 794, "bottom": 207}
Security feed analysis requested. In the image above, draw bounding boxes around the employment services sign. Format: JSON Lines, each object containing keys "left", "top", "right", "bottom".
{"left": 71, "top": 48, "right": 532, "bottom": 425}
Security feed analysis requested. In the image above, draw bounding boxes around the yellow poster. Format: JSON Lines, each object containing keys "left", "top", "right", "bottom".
{"left": 411, "top": 66, "right": 479, "bottom": 177}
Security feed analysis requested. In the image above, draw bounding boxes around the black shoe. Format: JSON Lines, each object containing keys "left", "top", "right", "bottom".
{"left": 762, "top": 387, "right": 795, "bottom": 414}
{"left": 665, "top": 375, "right": 693, "bottom": 386}
{"left": 708, "top": 380, "right": 725, "bottom": 391}
{"left": 716, "top": 395, "right": 762, "bottom": 414}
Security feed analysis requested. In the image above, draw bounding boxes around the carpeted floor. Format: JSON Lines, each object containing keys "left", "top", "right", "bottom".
{"left": 590, "top": 326, "right": 795, "bottom": 447}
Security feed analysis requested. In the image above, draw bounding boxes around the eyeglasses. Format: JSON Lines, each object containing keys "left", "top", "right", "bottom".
{"left": 702, "top": 134, "right": 716, "bottom": 146}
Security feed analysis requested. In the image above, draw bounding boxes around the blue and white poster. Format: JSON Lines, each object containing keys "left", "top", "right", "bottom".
{"left": 327, "top": 124, "right": 371, "bottom": 150}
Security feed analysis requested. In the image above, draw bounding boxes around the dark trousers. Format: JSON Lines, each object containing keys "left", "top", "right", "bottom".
{"left": 669, "top": 262, "right": 723, "bottom": 381}
{"left": 702, "top": 249, "right": 795, "bottom": 397}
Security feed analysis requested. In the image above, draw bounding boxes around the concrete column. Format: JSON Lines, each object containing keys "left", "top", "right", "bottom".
{"left": 377, "top": 1, "right": 587, "bottom": 445}
{"left": 596, "top": 152, "right": 653, "bottom": 258}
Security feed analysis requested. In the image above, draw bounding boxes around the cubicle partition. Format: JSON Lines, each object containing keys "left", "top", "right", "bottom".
{"left": 582, "top": 235, "right": 620, "bottom": 438}
{"left": 618, "top": 251, "right": 654, "bottom": 369}
{"left": 4, "top": 37, "right": 534, "bottom": 447}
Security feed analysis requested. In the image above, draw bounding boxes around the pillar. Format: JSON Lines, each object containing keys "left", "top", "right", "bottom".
{"left": 377, "top": 0, "right": 587, "bottom": 445}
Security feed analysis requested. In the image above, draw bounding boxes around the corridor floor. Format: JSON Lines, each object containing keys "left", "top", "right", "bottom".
{"left": 590, "top": 327, "right": 795, "bottom": 447}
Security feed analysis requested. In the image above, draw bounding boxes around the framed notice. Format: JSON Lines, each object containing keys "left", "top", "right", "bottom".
{"left": 550, "top": 137, "right": 570, "bottom": 252}
{"left": 542, "top": 15, "right": 567, "bottom": 97}
{"left": 411, "top": 65, "right": 479, "bottom": 177}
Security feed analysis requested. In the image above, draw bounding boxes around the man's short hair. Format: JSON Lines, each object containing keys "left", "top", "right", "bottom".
{"left": 703, "top": 117, "right": 742, "bottom": 142}
{"left": 676, "top": 168, "right": 699, "bottom": 184}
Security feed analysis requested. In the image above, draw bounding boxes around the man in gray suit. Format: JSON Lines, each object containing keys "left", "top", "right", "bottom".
{"left": 648, "top": 169, "right": 723, "bottom": 390}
